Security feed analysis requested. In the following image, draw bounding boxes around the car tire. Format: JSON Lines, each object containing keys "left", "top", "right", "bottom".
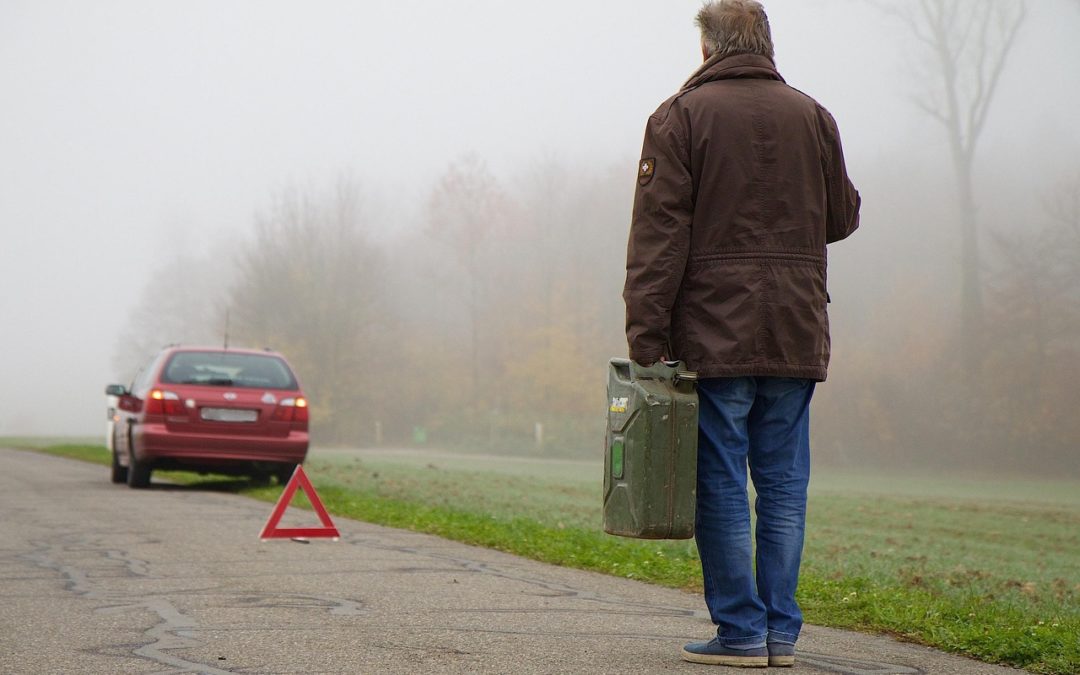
{"left": 275, "top": 463, "right": 298, "bottom": 485}
{"left": 127, "top": 435, "right": 152, "bottom": 489}
{"left": 110, "top": 435, "right": 128, "bottom": 484}
{"left": 127, "top": 457, "right": 152, "bottom": 488}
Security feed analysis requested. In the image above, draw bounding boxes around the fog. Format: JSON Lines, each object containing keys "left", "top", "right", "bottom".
{"left": 2, "top": 1, "right": 1078, "bottom": 475}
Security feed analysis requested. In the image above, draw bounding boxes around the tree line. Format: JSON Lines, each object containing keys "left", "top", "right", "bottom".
{"left": 112, "top": 152, "right": 1080, "bottom": 475}
{"left": 114, "top": 158, "right": 630, "bottom": 455}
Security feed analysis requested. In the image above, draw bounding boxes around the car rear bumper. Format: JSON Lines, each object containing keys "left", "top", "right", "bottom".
{"left": 133, "top": 423, "right": 309, "bottom": 464}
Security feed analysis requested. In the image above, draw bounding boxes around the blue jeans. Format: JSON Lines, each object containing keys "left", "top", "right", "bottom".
{"left": 695, "top": 376, "right": 814, "bottom": 648}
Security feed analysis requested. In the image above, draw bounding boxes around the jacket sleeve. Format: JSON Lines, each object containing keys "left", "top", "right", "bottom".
{"left": 820, "top": 108, "right": 861, "bottom": 244}
{"left": 623, "top": 110, "right": 693, "bottom": 365}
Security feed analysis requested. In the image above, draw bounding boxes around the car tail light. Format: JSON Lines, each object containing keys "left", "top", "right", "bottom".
{"left": 146, "top": 389, "right": 183, "bottom": 416}
{"left": 273, "top": 397, "right": 309, "bottom": 424}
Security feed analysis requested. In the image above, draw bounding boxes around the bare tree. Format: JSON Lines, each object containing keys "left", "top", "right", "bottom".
{"left": 981, "top": 169, "right": 1080, "bottom": 468}
{"left": 988, "top": 170, "right": 1080, "bottom": 377}
{"left": 1046, "top": 170, "right": 1080, "bottom": 247}
{"left": 878, "top": 0, "right": 1026, "bottom": 370}
{"left": 425, "top": 156, "right": 509, "bottom": 404}
{"left": 229, "top": 180, "right": 388, "bottom": 442}
{"left": 1043, "top": 169, "right": 1080, "bottom": 336}
{"left": 112, "top": 253, "right": 232, "bottom": 381}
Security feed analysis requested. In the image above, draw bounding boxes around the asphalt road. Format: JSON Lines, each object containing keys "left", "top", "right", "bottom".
{"left": 0, "top": 449, "right": 1021, "bottom": 674}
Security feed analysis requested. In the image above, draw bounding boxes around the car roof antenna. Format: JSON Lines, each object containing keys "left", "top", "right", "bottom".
{"left": 223, "top": 309, "right": 230, "bottom": 350}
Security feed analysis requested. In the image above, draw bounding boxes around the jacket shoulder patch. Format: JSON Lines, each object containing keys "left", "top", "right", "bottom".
{"left": 638, "top": 158, "right": 656, "bottom": 186}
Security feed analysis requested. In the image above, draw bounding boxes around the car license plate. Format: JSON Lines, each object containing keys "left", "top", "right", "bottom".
{"left": 201, "top": 407, "right": 258, "bottom": 423}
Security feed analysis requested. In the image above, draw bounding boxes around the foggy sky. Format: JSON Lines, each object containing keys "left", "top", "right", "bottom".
{"left": 2, "top": 0, "right": 1079, "bottom": 436}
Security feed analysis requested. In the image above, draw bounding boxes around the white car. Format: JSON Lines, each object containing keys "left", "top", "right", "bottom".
{"left": 105, "top": 394, "right": 119, "bottom": 452}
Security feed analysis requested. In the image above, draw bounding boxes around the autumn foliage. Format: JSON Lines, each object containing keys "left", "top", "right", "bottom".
{"left": 114, "top": 160, "right": 1080, "bottom": 475}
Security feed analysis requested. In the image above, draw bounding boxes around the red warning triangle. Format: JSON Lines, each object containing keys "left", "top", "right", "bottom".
{"left": 259, "top": 465, "right": 340, "bottom": 540}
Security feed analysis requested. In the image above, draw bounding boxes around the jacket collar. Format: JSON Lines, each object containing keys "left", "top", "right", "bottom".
{"left": 681, "top": 53, "right": 784, "bottom": 92}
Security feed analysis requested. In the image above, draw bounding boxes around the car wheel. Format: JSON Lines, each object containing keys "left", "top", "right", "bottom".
{"left": 126, "top": 435, "right": 152, "bottom": 489}
{"left": 275, "top": 463, "right": 298, "bottom": 485}
{"left": 110, "top": 433, "right": 128, "bottom": 484}
{"left": 127, "top": 457, "right": 152, "bottom": 488}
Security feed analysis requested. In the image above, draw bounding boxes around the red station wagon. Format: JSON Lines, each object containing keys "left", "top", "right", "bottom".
{"left": 106, "top": 346, "right": 309, "bottom": 488}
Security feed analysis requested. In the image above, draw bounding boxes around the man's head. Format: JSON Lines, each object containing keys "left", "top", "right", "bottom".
{"left": 695, "top": 0, "right": 774, "bottom": 63}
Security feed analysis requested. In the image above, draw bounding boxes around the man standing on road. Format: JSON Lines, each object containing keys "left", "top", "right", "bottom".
{"left": 623, "top": 1, "right": 860, "bottom": 668}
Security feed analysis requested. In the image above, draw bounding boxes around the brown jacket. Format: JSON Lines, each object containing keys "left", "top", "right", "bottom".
{"left": 623, "top": 54, "right": 860, "bottom": 381}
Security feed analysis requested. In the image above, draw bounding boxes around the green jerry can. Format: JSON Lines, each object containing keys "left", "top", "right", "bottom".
{"left": 603, "top": 358, "right": 698, "bottom": 539}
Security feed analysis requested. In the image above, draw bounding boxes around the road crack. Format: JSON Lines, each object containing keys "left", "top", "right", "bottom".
{"left": 19, "top": 534, "right": 234, "bottom": 674}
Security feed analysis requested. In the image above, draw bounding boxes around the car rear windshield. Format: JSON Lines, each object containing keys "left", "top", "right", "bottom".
{"left": 160, "top": 352, "right": 299, "bottom": 390}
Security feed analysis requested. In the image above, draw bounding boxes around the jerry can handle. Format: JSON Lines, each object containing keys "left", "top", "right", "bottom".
{"left": 618, "top": 358, "right": 698, "bottom": 384}
{"left": 674, "top": 370, "right": 698, "bottom": 384}
{"left": 659, "top": 360, "right": 698, "bottom": 383}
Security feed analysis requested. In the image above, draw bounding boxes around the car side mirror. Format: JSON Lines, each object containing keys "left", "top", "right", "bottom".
{"left": 105, "top": 384, "right": 128, "bottom": 397}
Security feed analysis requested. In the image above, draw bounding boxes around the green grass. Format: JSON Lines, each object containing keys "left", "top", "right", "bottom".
{"left": 10, "top": 443, "right": 1079, "bottom": 674}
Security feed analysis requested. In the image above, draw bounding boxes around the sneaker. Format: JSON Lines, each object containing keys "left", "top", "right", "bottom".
{"left": 767, "top": 642, "right": 796, "bottom": 667}
{"left": 680, "top": 638, "right": 768, "bottom": 667}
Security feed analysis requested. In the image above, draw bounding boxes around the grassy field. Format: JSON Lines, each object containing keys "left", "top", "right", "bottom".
{"left": 8, "top": 441, "right": 1078, "bottom": 674}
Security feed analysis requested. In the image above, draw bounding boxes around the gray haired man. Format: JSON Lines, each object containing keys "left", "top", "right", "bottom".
{"left": 623, "top": 0, "right": 860, "bottom": 667}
